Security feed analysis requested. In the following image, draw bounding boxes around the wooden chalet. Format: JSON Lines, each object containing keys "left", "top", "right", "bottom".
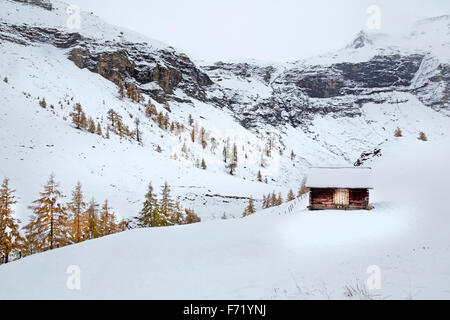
{"left": 306, "top": 167, "right": 373, "bottom": 210}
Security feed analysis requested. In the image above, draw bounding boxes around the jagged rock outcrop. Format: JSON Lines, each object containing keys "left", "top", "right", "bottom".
{"left": 12, "top": 0, "right": 52, "bottom": 11}
{"left": 1, "top": 5, "right": 449, "bottom": 129}
{"left": 0, "top": 21, "right": 213, "bottom": 104}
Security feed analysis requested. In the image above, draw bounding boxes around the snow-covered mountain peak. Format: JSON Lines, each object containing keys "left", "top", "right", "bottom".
{"left": 346, "top": 30, "right": 375, "bottom": 49}
{"left": 1, "top": 0, "right": 172, "bottom": 51}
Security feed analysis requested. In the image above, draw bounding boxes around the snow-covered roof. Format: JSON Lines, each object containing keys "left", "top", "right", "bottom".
{"left": 306, "top": 167, "right": 373, "bottom": 189}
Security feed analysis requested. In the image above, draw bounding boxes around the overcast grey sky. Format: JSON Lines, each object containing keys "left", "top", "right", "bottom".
{"left": 70, "top": 0, "right": 450, "bottom": 62}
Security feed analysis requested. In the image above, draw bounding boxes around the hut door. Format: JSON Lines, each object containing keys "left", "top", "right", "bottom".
{"left": 334, "top": 189, "right": 349, "bottom": 206}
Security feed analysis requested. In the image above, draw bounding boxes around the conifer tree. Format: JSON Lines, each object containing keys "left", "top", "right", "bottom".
{"left": 67, "top": 182, "right": 86, "bottom": 244}
{"left": 227, "top": 143, "right": 238, "bottom": 175}
{"left": 118, "top": 80, "right": 125, "bottom": 99}
{"left": 107, "top": 109, "right": 121, "bottom": 128}
{"left": 39, "top": 98, "right": 47, "bottom": 108}
{"left": 84, "top": 199, "right": 100, "bottom": 240}
{"left": 418, "top": 131, "right": 428, "bottom": 141}
{"left": 394, "top": 127, "right": 403, "bottom": 137}
{"left": 290, "top": 150, "right": 296, "bottom": 161}
{"left": 201, "top": 159, "right": 207, "bottom": 170}
{"left": 0, "top": 178, "right": 23, "bottom": 263}
{"left": 96, "top": 122, "right": 103, "bottom": 136}
{"left": 277, "top": 192, "right": 283, "bottom": 206}
{"left": 243, "top": 197, "right": 255, "bottom": 217}
{"left": 171, "top": 202, "right": 184, "bottom": 225}
{"left": 135, "top": 183, "right": 159, "bottom": 228}
{"left": 145, "top": 101, "right": 157, "bottom": 117}
{"left": 135, "top": 118, "right": 141, "bottom": 142}
{"left": 297, "top": 177, "right": 309, "bottom": 197}
{"left": 116, "top": 219, "right": 129, "bottom": 232}
{"left": 184, "top": 208, "right": 201, "bottom": 224}
{"left": 80, "top": 112, "right": 88, "bottom": 129}
{"left": 87, "top": 117, "right": 96, "bottom": 133}
{"left": 257, "top": 170, "right": 262, "bottom": 182}
{"left": 160, "top": 182, "right": 174, "bottom": 225}
{"left": 262, "top": 194, "right": 268, "bottom": 209}
{"left": 190, "top": 128, "right": 196, "bottom": 143}
{"left": 200, "top": 127, "right": 207, "bottom": 149}
{"left": 70, "top": 103, "right": 86, "bottom": 129}
{"left": 99, "top": 200, "right": 117, "bottom": 236}
{"left": 24, "top": 174, "right": 69, "bottom": 251}
{"left": 270, "top": 192, "right": 277, "bottom": 207}
{"left": 287, "top": 189, "right": 296, "bottom": 202}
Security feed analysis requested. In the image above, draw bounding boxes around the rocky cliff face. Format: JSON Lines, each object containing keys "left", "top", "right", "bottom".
{"left": 0, "top": 18, "right": 212, "bottom": 106}
{"left": 1, "top": 0, "right": 449, "bottom": 130}
{"left": 199, "top": 49, "right": 449, "bottom": 129}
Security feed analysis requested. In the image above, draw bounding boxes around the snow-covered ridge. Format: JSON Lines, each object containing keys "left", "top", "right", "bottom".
{"left": 1, "top": 0, "right": 170, "bottom": 49}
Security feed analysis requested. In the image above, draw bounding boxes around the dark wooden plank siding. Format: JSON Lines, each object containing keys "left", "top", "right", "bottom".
{"left": 309, "top": 188, "right": 369, "bottom": 210}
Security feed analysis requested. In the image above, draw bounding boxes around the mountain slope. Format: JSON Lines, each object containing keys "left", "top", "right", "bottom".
{"left": 1, "top": 0, "right": 450, "bottom": 224}
{"left": 1, "top": 137, "right": 450, "bottom": 299}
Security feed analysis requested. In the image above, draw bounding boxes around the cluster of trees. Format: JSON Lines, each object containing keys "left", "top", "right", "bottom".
{"left": 262, "top": 192, "right": 284, "bottom": 209}
{"left": 106, "top": 108, "right": 136, "bottom": 140}
{"left": 70, "top": 103, "right": 103, "bottom": 136}
{"left": 257, "top": 170, "right": 269, "bottom": 184}
{"left": 261, "top": 178, "right": 309, "bottom": 210}
{"left": 223, "top": 138, "right": 238, "bottom": 175}
{"left": 0, "top": 175, "right": 127, "bottom": 264}
{"left": 118, "top": 81, "right": 145, "bottom": 103}
{"left": 134, "top": 182, "right": 201, "bottom": 228}
{"left": 395, "top": 128, "right": 428, "bottom": 141}
{"left": 115, "top": 79, "right": 280, "bottom": 177}
{"left": 69, "top": 103, "right": 142, "bottom": 142}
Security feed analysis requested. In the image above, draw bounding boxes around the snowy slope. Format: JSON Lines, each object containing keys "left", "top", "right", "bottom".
{"left": 1, "top": 137, "right": 450, "bottom": 299}
{"left": 0, "top": 42, "right": 290, "bottom": 221}
{"left": 1, "top": 0, "right": 450, "bottom": 224}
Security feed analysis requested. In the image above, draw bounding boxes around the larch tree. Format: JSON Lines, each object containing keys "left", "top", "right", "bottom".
{"left": 70, "top": 103, "right": 87, "bottom": 129}
{"left": 84, "top": 198, "right": 100, "bottom": 240}
{"left": 270, "top": 192, "right": 277, "bottom": 207}
{"left": 290, "top": 150, "right": 296, "bottom": 161}
{"left": 0, "top": 178, "right": 23, "bottom": 263}
{"left": 67, "top": 182, "right": 87, "bottom": 244}
{"left": 261, "top": 194, "right": 268, "bottom": 209}
{"left": 135, "top": 118, "right": 141, "bottom": 142}
{"left": 87, "top": 117, "right": 96, "bottom": 133}
{"left": 242, "top": 197, "right": 255, "bottom": 217}
{"left": 227, "top": 143, "right": 238, "bottom": 175}
{"left": 277, "top": 192, "right": 283, "bottom": 206}
{"left": 200, "top": 127, "right": 207, "bottom": 149}
{"left": 394, "top": 127, "right": 403, "bottom": 137}
{"left": 118, "top": 80, "right": 125, "bottom": 99}
{"left": 171, "top": 202, "right": 184, "bottom": 225}
{"left": 287, "top": 189, "right": 296, "bottom": 202}
{"left": 418, "top": 131, "right": 428, "bottom": 141}
{"left": 257, "top": 170, "right": 263, "bottom": 182}
{"left": 99, "top": 200, "right": 117, "bottom": 236}
{"left": 201, "top": 159, "right": 207, "bottom": 170}
{"left": 96, "top": 122, "right": 103, "bottom": 136}
{"left": 184, "top": 208, "right": 201, "bottom": 224}
{"left": 24, "top": 174, "right": 70, "bottom": 252}
{"left": 159, "top": 182, "right": 174, "bottom": 225}
{"left": 297, "top": 177, "right": 309, "bottom": 197}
